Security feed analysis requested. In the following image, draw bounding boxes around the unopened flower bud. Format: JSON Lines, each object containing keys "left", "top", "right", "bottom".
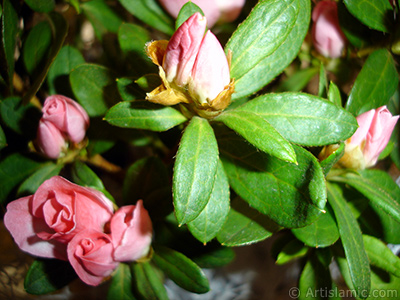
{"left": 36, "top": 120, "right": 67, "bottom": 159}
{"left": 312, "top": 1, "right": 347, "bottom": 58}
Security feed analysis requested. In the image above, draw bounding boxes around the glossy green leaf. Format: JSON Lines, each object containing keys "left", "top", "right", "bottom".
{"left": 17, "top": 163, "right": 63, "bottom": 197}
{"left": 22, "top": 21, "right": 52, "bottom": 75}
{"left": 81, "top": 0, "right": 123, "bottom": 40}
{"left": 173, "top": 117, "right": 219, "bottom": 225}
{"left": 116, "top": 77, "right": 145, "bottom": 101}
{"left": 346, "top": 49, "right": 398, "bottom": 115}
{"left": 71, "top": 160, "right": 105, "bottom": 191}
{"left": 0, "top": 0, "right": 19, "bottom": 92}
{"left": 22, "top": 12, "right": 68, "bottom": 105}
{"left": 226, "top": 0, "right": 310, "bottom": 100}
{"left": 218, "top": 127, "right": 326, "bottom": 228}
{"left": 0, "top": 97, "right": 41, "bottom": 138}
{"left": 47, "top": 45, "right": 85, "bottom": 96}
{"left": 292, "top": 204, "right": 339, "bottom": 248}
{"left": 318, "top": 63, "right": 327, "bottom": 98}
{"left": 107, "top": 264, "right": 136, "bottom": 300}
{"left": 363, "top": 235, "right": 400, "bottom": 277}
{"left": 235, "top": 92, "right": 358, "bottom": 146}
{"left": 343, "top": 0, "right": 393, "bottom": 33}
{"left": 105, "top": 101, "right": 187, "bottom": 131}
{"left": 130, "top": 262, "right": 169, "bottom": 300}
{"left": 0, "top": 125, "right": 6, "bottom": 150}
{"left": 192, "top": 246, "right": 235, "bottom": 268}
{"left": 0, "top": 153, "right": 43, "bottom": 204}
{"left": 70, "top": 64, "right": 120, "bottom": 116}
{"left": 215, "top": 110, "right": 296, "bottom": 163}
{"left": 330, "top": 169, "right": 400, "bottom": 224}
{"left": 276, "top": 239, "right": 308, "bottom": 265}
{"left": 24, "top": 259, "right": 77, "bottom": 295}
{"left": 153, "top": 246, "right": 210, "bottom": 293}
{"left": 319, "top": 143, "right": 345, "bottom": 176}
{"left": 327, "top": 183, "right": 371, "bottom": 299}
{"left": 216, "top": 197, "right": 280, "bottom": 246}
{"left": 187, "top": 160, "right": 230, "bottom": 244}
{"left": 275, "top": 67, "right": 319, "bottom": 92}
{"left": 299, "top": 256, "right": 332, "bottom": 300}
{"left": 119, "top": 0, "right": 174, "bottom": 35}
{"left": 176, "top": 2, "right": 204, "bottom": 29}
{"left": 24, "top": 0, "right": 55, "bottom": 12}
{"left": 328, "top": 81, "right": 342, "bottom": 107}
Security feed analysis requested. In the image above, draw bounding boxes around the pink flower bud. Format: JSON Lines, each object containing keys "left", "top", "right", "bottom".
{"left": 110, "top": 201, "right": 153, "bottom": 262}
{"left": 162, "top": 13, "right": 230, "bottom": 105}
{"left": 158, "top": 0, "right": 245, "bottom": 27}
{"left": 163, "top": 13, "right": 207, "bottom": 86}
{"left": 312, "top": 1, "right": 347, "bottom": 58}
{"left": 67, "top": 230, "right": 119, "bottom": 286}
{"left": 36, "top": 120, "right": 67, "bottom": 159}
{"left": 348, "top": 106, "right": 399, "bottom": 168}
{"left": 42, "top": 95, "right": 89, "bottom": 144}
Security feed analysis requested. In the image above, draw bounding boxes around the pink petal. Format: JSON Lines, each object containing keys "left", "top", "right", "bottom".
{"left": 36, "top": 120, "right": 66, "bottom": 159}
{"left": 350, "top": 109, "right": 376, "bottom": 146}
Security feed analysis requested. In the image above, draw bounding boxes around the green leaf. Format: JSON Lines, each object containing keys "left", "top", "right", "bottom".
{"left": 70, "top": 64, "right": 119, "bottom": 116}
{"left": 318, "top": 63, "right": 327, "bottom": 98}
{"left": 0, "top": 153, "right": 43, "bottom": 204}
{"left": 215, "top": 110, "right": 296, "bottom": 163}
{"left": 17, "top": 163, "right": 63, "bottom": 196}
{"left": 319, "top": 143, "right": 345, "bottom": 176}
{"left": 299, "top": 256, "right": 332, "bottom": 300}
{"left": 47, "top": 45, "right": 85, "bottom": 96}
{"left": 218, "top": 126, "right": 326, "bottom": 228}
{"left": 330, "top": 169, "right": 400, "bottom": 224}
{"left": 107, "top": 264, "right": 136, "bottom": 300}
{"left": 175, "top": 2, "right": 204, "bottom": 29}
{"left": 173, "top": 117, "right": 219, "bottom": 225}
{"left": 116, "top": 77, "right": 145, "bottom": 101}
{"left": 235, "top": 92, "right": 358, "bottom": 146}
{"left": 24, "top": 0, "right": 55, "bottom": 12}
{"left": 345, "top": 49, "right": 398, "bottom": 116}
{"left": 81, "top": 0, "right": 123, "bottom": 40}
{"left": 118, "top": 0, "right": 174, "bottom": 35}
{"left": 191, "top": 246, "right": 235, "bottom": 268}
{"left": 24, "top": 259, "right": 77, "bottom": 295}
{"left": 0, "top": 125, "right": 6, "bottom": 150}
{"left": 216, "top": 197, "right": 281, "bottom": 247}
{"left": 275, "top": 67, "right": 319, "bottom": 93}
{"left": 105, "top": 101, "right": 187, "bottom": 131}
{"left": 0, "top": 97, "right": 41, "bottom": 138}
{"left": 292, "top": 204, "right": 340, "bottom": 248}
{"left": 343, "top": 0, "right": 393, "bottom": 33}
{"left": 22, "top": 12, "right": 68, "bottom": 105}
{"left": 327, "top": 183, "right": 371, "bottom": 299}
{"left": 363, "top": 235, "right": 400, "bottom": 278}
{"left": 0, "top": 0, "right": 19, "bottom": 92}
{"left": 187, "top": 160, "right": 230, "bottom": 244}
{"left": 22, "top": 21, "right": 52, "bottom": 75}
{"left": 152, "top": 246, "right": 210, "bottom": 294}
{"left": 226, "top": 0, "right": 310, "bottom": 100}
{"left": 327, "top": 81, "right": 342, "bottom": 107}
{"left": 130, "top": 262, "right": 169, "bottom": 300}
{"left": 276, "top": 239, "right": 308, "bottom": 265}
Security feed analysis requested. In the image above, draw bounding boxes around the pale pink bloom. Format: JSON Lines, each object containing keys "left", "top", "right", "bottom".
{"left": 42, "top": 95, "right": 89, "bottom": 143}
{"left": 110, "top": 201, "right": 153, "bottom": 262}
{"left": 4, "top": 176, "right": 114, "bottom": 260}
{"left": 163, "top": 12, "right": 230, "bottom": 104}
{"left": 312, "top": 1, "right": 346, "bottom": 58}
{"left": 36, "top": 120, "right": 66, "bottom": 159}
{"left": 348, "top": 106, "right": 399, "bottom": 168}
{"left": 158, "top": 0, "right": 245, "bottom": 27}
{"left": 67, "top": 230, "right": 119, "bottom": 286}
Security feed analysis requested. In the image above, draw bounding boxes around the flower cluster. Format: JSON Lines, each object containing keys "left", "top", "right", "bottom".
{"left": 35, "top": 95, "right": 90, "bottom": 159}
{"left": 158, "top": 0, "right": 245, "bottom": 27}
{"left": 320, "top": 106, "right": 399, "bottom": 170}
{"left": 3, "top": 176, "right": 153, "bottom": 286}
{"left": 146, "top": 12, "right": 234, "bottom": 118}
